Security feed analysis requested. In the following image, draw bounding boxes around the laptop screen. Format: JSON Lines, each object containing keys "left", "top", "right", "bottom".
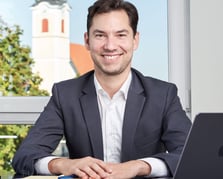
{"left": 173, "top": 113, "right": 223, "bottom": 179}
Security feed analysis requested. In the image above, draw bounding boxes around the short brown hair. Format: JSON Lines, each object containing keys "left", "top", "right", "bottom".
{"left": 87, "top": 0, "right": 138, "bottom": 35}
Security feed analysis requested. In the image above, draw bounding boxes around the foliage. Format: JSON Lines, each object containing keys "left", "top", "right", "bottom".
{"left": 0, "top": 125, "right": 32, "bottom": 173}
{"left": 0, "top": 22, "right": 49, "bottom": 174}
{"left": 0, "top": 24, "right": 48, "bottom": 96}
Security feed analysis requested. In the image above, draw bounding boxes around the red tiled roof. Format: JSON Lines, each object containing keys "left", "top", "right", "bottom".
{"left": 70, "top": 43, "right": 94, "bottom": 75}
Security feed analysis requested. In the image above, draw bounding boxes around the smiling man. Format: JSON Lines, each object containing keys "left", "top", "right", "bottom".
{"left": 12, "top": 0, "right": 191, "bottom": 178}
{"left": 85, "top": 10, "right": 138, "bottom": 78}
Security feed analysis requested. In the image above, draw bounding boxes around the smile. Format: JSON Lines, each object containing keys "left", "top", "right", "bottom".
{"left": 103, "top": 54, "right": 121, "bottom": 60}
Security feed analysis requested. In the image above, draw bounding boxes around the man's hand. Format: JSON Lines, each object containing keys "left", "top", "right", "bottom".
{"left": 48, "top": 156, "right": 112, "bottom": 179}
{"left": 104, "top": 160, "right": 151, "bottom": 179}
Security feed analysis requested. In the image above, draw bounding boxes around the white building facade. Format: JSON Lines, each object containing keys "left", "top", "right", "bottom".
{"left": 31, "top": 0, "right": 75, "bottom": 92}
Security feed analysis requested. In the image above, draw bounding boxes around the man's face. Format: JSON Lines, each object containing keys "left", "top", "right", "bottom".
{"left": 84, "top": 10, "right": 139, "bottom": 76}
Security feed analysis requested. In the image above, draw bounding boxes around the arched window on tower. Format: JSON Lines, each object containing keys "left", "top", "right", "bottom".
{"left": 42, "top": 18, "right": 48, "bottom": 32}
{"left": 61, "top": 19, "right": 64, "bottom": 33}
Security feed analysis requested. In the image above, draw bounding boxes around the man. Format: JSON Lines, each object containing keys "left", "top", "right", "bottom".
{"left": 12, "top": 0, "right": 191, "bottom": 178}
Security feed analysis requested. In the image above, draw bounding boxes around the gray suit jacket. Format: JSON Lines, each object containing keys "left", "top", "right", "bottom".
{"left": 12, "top": 68, "right": 191, "bottom": 177}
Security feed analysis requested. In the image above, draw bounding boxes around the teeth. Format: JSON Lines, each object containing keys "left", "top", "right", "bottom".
{"left": 104, "top": 55, "right": 118, "bottom": 60}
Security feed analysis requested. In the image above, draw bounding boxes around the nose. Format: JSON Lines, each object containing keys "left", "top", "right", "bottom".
{"left": 103, "top": 36, "right": 117, "bottom": 51}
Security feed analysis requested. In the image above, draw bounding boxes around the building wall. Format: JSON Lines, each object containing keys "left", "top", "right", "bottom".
{"left": 31, "top": 2, "right": 75, "bottom": 92}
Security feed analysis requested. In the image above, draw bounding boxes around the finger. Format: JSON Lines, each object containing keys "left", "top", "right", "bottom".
{"left": 90, "top": 162, "right": 110, "bottom": 178}
{"left": 94, "top": 159, "right": 112, "bottom": 173}
{"left": 81, "top": 166, "right": 101, "bottom": 179}
{"left": 72, "top": 168, "right": 88, "bottom": 178}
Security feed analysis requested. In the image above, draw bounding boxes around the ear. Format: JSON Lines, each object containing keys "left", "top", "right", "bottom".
{"left": 133, "top": 32, "right": 139, "bottom": 51}
{"left": 84, "top": 32, "right": 90, "bottom": 50}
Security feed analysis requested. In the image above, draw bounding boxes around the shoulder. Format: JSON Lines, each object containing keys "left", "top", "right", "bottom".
{"left": 52, "top": 70, "right": 94, "bottom": 93}
{"left": 131, "top": 68, "right": 177, "bottom": 92}
{"left": 131, "top": 69, "right": 181, "bottom": 110}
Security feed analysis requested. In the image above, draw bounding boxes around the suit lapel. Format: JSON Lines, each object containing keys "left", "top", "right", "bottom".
{"left": 79, "top": 69, "right": 146, "bottom": 162}
{"left": 79, "top": 75, "right": 104, "bottom": 160}
{"left": 121, "top": 71, "right": 146, "bottom": 161}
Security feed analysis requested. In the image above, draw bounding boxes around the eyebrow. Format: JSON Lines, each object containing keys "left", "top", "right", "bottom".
{"left": 92, "top": 29, "right": 130, "bottom": 34}
{"left": 92, "top": 29, "right": 105, "bottom": 34}
{"left": 117, "top": 29, "right": 129, "bottom": 34}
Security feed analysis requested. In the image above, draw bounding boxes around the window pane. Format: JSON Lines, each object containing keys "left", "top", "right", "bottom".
{"left": 0, "top": 124, "right": 68, "bottom": 175}
{"left": 0, "top": 124, "right": 31, "bottom": 175}
{"left": 0, "top": 0, "right": 168, "bottom": 175}
{"left": 0, "top": 0, "right": 168, "bottom": 95}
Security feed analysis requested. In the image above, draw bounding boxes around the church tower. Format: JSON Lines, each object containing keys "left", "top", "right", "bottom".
{"left": 31, "top": 0, "right": 75, "bottom": 92}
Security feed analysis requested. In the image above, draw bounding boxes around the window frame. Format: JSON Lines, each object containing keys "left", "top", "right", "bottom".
{"left": 0, "top": 96, "right": 49, "bottom": 124}
{"left": 0, "top": 0, "right": 191, "bottom": 124}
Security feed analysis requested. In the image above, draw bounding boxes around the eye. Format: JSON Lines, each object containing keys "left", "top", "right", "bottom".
{"left": 95, "top": 34, "right": 103, "bottom": 37}
{"left": 118, "top": 33, "right": 127, "bottom": 38}
{"left": 120, "top": 33, "right": 126, "bottom": 36}
{"left": 95, "top": 33, "right": 105, "bottom": 39}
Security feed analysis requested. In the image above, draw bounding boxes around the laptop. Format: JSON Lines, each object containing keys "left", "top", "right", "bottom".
{"left": 172, "top": 113, "right": 223, "bottom": 179}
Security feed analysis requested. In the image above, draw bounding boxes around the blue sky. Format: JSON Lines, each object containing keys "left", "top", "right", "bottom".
{"left": 0, "top": 0, "right": 168, "bottom": 80}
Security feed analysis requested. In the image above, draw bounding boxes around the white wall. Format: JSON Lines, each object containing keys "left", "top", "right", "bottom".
{"left": 190, "top": 0, "right": 223, "bottom": 119}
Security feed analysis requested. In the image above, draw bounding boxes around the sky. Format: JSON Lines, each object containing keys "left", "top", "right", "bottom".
{"left": 0, "top": 0, "right": 168, "bottom": 81}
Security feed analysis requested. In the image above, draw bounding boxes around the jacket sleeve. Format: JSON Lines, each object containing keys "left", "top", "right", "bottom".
{"left": 12, "top": 84, "right": 64, "bottom": 176}
{"left": 153, "top": 84, "right": 192, "bottom": 176}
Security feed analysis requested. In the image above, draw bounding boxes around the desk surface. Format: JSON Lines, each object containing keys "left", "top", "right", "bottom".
{"left": 20, "top": 177, "right": 172, "bottom": 179}
{"left": 24, "top": 177, "right": 58, "bottom": 179}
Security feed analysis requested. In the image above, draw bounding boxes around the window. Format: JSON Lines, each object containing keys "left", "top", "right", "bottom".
{"left": 0, "top": 0, "right": 193, "bottom": 175}
{"left": 61, "top": 19, "right": 64, "bottom": 33}
{"left": 42, "top": 18, "right": 48, "bottom": 32}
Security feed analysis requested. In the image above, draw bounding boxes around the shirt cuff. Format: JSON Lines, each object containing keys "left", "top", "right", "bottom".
{"left": 35, "top": 156, "right": 60, "bottom": 175}
{"left": 140, "top": 157, "right": 169, "bottom": 177}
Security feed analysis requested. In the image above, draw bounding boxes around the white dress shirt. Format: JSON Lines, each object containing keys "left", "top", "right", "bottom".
{"left": 35, "top": 72, "right": 168, "bottom": 177}
{"left": 94, "top": 73, "right": 129, "bottom": 163}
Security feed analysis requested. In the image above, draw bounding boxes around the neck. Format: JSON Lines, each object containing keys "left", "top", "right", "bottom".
{"left": 95, "top": 70, "right": 131, "bottom": 98}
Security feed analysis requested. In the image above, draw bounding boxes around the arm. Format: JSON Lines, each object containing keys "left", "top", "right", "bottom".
{"left": 48, "top": 158, "right": 151, "bottom": 179}
{"left": 48, "top": 157, "right": 112, "bottom": 179}
{"left": 12, "top": 85, "right": 65, "bottom": 176}
{"left": 96, "top": 158, "right": 168, "bottom": 179}
{"left": 152, "top": 84, "right": 192, "bottom": 175}
{"left": 104, "top": 160, "right": 151, "bottom": 179}
{"left": 35, "top": 156, "right": 59, "bottom": 175}
{"left": 36, "top": 157, "right": 166, "bottom": 178}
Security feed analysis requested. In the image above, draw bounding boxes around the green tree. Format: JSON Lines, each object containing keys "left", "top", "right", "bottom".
{"left": 0, "top": 25, "right": 48, "bottom": 96}
{"left": 0, "top": 21, "right": 49, "bottom": 174}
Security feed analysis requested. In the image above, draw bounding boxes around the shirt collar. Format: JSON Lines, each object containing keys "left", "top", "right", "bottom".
{"left": 94, "top": 72, "right": 132, "bottom": 100}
